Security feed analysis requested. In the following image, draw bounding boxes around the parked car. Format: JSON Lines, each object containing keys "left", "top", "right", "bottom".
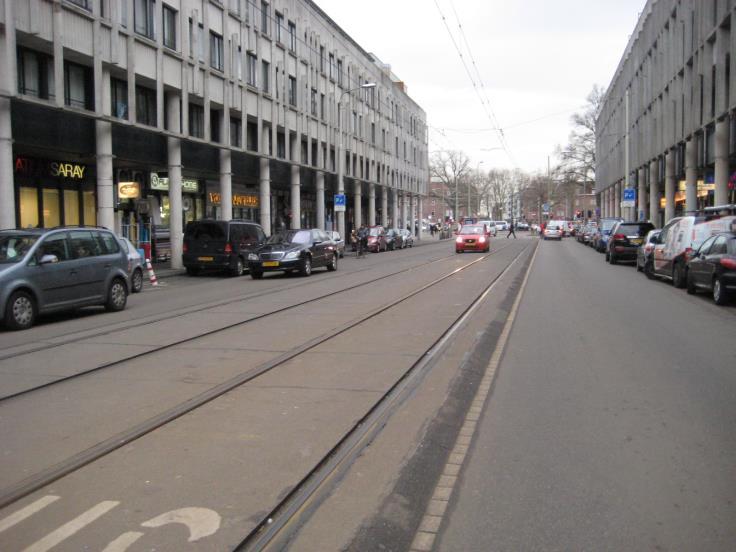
{"left": 247, "top": 228, "right": 338, "bottom": 278}
{"left": 605, "top": 221, "right": 656, "bottom": 264}
{"left": 366, "top": 225, "right": 388, "bottom": 253}
{"left": 456, "top": 224, "right": 490, "bottom": 253}
{"left": 118, "top": 236, "right": 144, "bottom": 293}
{"left": 686, "top": 231, "right": 736, "bottom": 305}
{"left": 593, "top": 217, "right": 623, "bottom": 252}
{"left": 543, "top": 224, "right": 563, "bottom": 240}
{"left": 650, "top": 215, "right": 735, "bottom": 287}
{"left": 494, "top": 220, "right": 508, "bottom": 232}
{"left": 516, "top": 221, "right": 530, "bottom": 231}
{"left": 183, "top": 219, "right": 267, "bottom": 277}
{"left": 0, "top": 227, "right": 129, "bottom": 330}
{"left": 399, "top": 228, "right": 414, "bottom": 248}
{"left": 478, "top": 220, "right": 496, "bottom": 236}
{"left": 385, "top": 228, "right": 403, "bottom": 250}
{"left": 636, "top": 229, "right": 661, "bottom": 273}
{"left": 325, "top": 231, "right": 345, "bottom": 258}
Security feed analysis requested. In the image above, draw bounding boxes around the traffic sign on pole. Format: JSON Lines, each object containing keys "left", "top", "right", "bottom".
{"left": 334, "top": 193, "right": 346, "bottom": 212}
{"left": 622, "top": 188, "right": 636, "bottom": 207}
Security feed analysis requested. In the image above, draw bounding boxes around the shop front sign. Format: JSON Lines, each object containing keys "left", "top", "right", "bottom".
{"left": 150, "top": 173, "right": 199, "bottom": 193}
{"left": 15, "top": 156, "right": 87, "bottom": 180}
{"left": 118, "top": 181, "right": 141, "bottom": 199}
{"left": 208, "top": 192, "right": 259, "bottom": 208}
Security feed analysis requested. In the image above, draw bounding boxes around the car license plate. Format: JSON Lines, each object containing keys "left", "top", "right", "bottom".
{"left": 262, "top": 261, "right": 279, "bottom": 267}
{"left": 630, "top": 238, "right": 643, "bottom": 245}
{"left": 197, "top": 256, "right": 214, "bottom": 262}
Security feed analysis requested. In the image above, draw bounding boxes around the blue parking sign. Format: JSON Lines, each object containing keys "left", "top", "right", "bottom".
{"left": 334, "top": 193, "right": 346, "bottom": 212}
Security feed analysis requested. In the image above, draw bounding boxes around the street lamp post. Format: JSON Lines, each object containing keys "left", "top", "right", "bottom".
{"left": 337, "top": 82, "right": 375, "bottom": 240}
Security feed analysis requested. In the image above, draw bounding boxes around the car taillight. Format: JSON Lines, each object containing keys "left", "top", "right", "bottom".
{"left": 183, "top": 243, "right": 188, "bottom": 253}
{"left": 721, "top": 258, "right": 736, "bottom": 270}
{"left": 613, "top": 233, "right": 625, "bottom": 240}
{"left": 456, "top": 236, "right": 463, "bottom": 243}
{"left": 224, "top": 243, "right": 233, "bottom": 253}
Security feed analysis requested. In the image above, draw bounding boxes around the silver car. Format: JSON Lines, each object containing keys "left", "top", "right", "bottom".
{"left": 0, "top": 227, "right": 130, "bottom": 330}
{"left": 118, "top": 236, "right": 145, "bottom": 293}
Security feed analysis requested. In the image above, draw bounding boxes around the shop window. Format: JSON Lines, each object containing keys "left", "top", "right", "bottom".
{"left": 17, "top": 47, "right": 54, "bottom": 100}
{"left": 135, "top": 85, "right": 156, "bottom": 126}
{"left": 64, "top": 190, "right": 80, "bottom": 225}
{"left": 162, "top": 4, "right": 177, "bottom": 50}
{"left": 230, "top": 118, "right": 242, "bottom": 148}
{"left": 210, "top": 31, "right": 224, "bottom": 72}
{"left": 189, "top": 104, "right": 204, "bottom": 138}
{"left": 64, "top": 61, "right": 93, "bottom": 110}
{"left": 83, "top": 191, "right": 97, "bottom": 226}
{"left": 111, "top": 78, "right": 128, "bottom": 119}
{"left": 42, "top": 189, "right": 60, "bottom": 228}
{"left": 19, "top": 187, "right": 39, "bottom": 229}
{"left": 134, "top": 0, "right": 155, "bottom": 40}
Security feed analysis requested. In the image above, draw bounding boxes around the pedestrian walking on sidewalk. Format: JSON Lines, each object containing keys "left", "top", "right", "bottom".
{"left": 506, "top": 220, "right": 517, "bottom": 239}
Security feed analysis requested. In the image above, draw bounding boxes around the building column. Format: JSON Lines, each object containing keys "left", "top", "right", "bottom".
{"left": 605, "top": 188, "right": 611, "bottom": 218}
{"left": 94, "top": 121, "right": 115, "bottom": 230}
{"left": 354, "top": 180, "right": 362, "bottom": 228}
{"left": 649, "top": 159, "right": 659, "bottom": 226}
{"left": 638, "top": 167, "right": 647, "bottom": 221}
{"left": 316, "top": 171, "right": 325, "bottom": 230}
{"left": 409, "top": 194, "right": 416, "bottom": 234}
{"left": 167, "top": 137, "right": 183, "bottom": 268}
{"left": 685, "top": 139, "right": 698, "bottom": 215}
{"left": 220, "top": 149, "right": 232, "bottom": 222}
{"left": 664, "top": 150, "right": 676, "bottom": 223}
{"left": 417, "top": 196, "right": 423, "bottom": 240}
{"left": 0, "top": 97, "right": 15, "bottom": 228}
{"left": 381, "top": 186, "right": 388, "bottom": 227}
{"left": 714, "top": 118, "right": 729, "bottom": 211}
{"left": 259, "top": 157, "right": 271, "bottom": 236}
{"left": 614, "top": 181, "right": 621, "bottom": 218}
{"left": 291, "top": 164, "right": 301, "bottom": 229}
{"left": 393, "top": 189, "right": 399, "bottom": 229}
{"left": 368, "top": 182, "right": 376, "bottom": 226}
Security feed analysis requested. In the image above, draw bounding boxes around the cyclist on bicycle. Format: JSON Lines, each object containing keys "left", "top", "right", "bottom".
{"left": 357, "top": 224, "right": 369, "bottom": 258}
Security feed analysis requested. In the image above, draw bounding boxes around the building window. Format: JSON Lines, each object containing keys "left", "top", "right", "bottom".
{"left": 320, "top": 93, "right": 325, "bottom": 120}
{"left": 111, "top": 78, "right": 128, "bottom": 119}
{"left": 189, "top": 19, "right": 204, "bottom": 62}
{"left": 210, "top": 32, "right": 224, "bottom": 71}
{"left": 328, "top": 53, "right": 334, "bottom": 80}
{"left": 64, "top": 61, "right": 93, "bottom": 110}
{"left": 371, "top": 122, "right": 376, "bottom": 144}
{"left": 246, "top": 53, "right": 257, "bottom": 87}
{"left": 16, "top": 47, "right": 54, "bottom": 100}
{"left": 262, "top": 61, "right": 270, "bottom": 93}
{"left": 134, "top": 0, "right": 155, "bottom": 40}
{"left": 235, "top": 46, "right": 243, "bottom": 80}
{"left": 66, "top": 0, "right": 91, "bottom": 10}
{"left": 319, "top": 46, "right": 325, "bottom": 73}
{"left": 228, "top": 0, "right": 240, "bottom": 16}
{"left": 277, "top": 132, "right": 286, "bottom": 158}
{"left": 162, "top": 5, "right": 176, "bottom": 50}
{"left": 310, "top": 89, "right": 317, "bottom": 116}
{"left": 288, "top": 76, "right": 296, "bottom": 107}
{"left": 189, "top": 104, "right": 204, "bottom": 138}
{"left": 337, "top": 59, "right": 343, "bottom": 86}
{"left": 211, "top": 109, "right": 221, "bottom": 143}
{"left": 275, "top": 12, "right": 283, "bottom": 42}
{"left": 288, "top": 21, "right": 296, "bottom": 51}
{"left": 247, "top": 121, "right": 258, "bottom": 151}
{"left": 135, "top": 85, "right": 156, "bottom": 126}
{"left": 260, "top": 1, "right": 269, "bottom": 34}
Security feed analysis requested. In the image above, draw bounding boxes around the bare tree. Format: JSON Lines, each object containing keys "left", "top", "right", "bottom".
{"left": 430, "top": 150, "right": 472, "bottom": 219}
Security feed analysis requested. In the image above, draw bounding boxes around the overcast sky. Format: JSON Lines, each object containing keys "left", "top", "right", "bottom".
{"left": 315, "top": 0, "right": 646, "bottom": 174}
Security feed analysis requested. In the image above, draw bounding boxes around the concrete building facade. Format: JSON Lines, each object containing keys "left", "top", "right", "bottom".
{"left": 0, "top": 0, "right": 428, "bottom": 267}
{"left": 596, "top": 0, "right": 736, "bottom": 227}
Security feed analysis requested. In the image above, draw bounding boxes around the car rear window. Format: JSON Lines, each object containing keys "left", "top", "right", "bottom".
{"left": 185, "top": 222, "right": 226, "bottom": 240}
{"left": 618, "top": 223, "right": 654, "bottom": 237}
{"left": 462, "top": 226, "right": 484, "bottom": 234}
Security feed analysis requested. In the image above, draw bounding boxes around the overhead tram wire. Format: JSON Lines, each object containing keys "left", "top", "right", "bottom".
{"left": 433, "top": 0, "right": 516, "bottom": 166}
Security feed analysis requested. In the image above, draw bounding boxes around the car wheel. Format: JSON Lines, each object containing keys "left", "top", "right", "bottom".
{"left": 636, "top": 258, "right": 643, "bottom": 272}
{"left": 686, "top": 271, "right": 697, "bottom": 294}
{"left": 4, "top": 290, "right": 36, "bottom": 330}
{"left": 644, "top": 259, "right": 655, "bottom": 280}
{"left": 713, "top": 277, "right": 728, "bottom": 305}
{"left": 186, "top": 267, "right": 199, "bottom": 276}
{"left": 327, "top": 253, "right": 338, "bottom": 271}
{"left": 251, "top": 270, "right": 263, "bottom": 280}
{"left": 105, "top": 278, "right": 128, "bottom": 312}
{"left": 131, "top": 268, "right": 144, "bottom": 293}
{"left": 609, "top": 252, "right": 617, "bottom": 265}
{"left": 300, "top": 256, "right": 312, "bottom": 277}
{"left": 672, "top": 263, "right": 685, "bottom": 288}
{"left": 456, "top": 249, "right": 462, "bottom": 254}
{"left": 230, "top": 257, "right": 245, "bottom": 277}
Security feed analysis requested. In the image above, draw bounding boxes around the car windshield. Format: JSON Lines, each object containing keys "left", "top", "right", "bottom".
{"left": 461, "top": 226, "right": 484, "bottom": 235}
{"left": 267, "top": 230, "right": 312, "bottom": 245}
{"left": 369, "top": 228, "right": 381, "bottom": 237}
{"left": 0, "top": 234, "right": 39, "bottom": 263}
{"left": 185, "top": 222, "right": 226, "bottom": 240}
{"left": 618, "top": 223, "right": 653, "bottom": 236}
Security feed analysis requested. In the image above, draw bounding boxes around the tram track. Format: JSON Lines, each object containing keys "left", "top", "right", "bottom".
{"left": 0, "top": 241, "right": 523, "bottom": 513}
{"left": 0, "top": 244, "right": 464, "bottom": 402}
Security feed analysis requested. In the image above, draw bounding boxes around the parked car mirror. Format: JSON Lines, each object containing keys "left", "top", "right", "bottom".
{"left": 39, "top": 254, "right": 59, "bottom": 265}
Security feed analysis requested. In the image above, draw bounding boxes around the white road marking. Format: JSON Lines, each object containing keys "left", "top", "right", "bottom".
{"left": 22, "top": 500, "right": 119, "bottom": 552}
{"left": 101, "top": 531, "right": 144, "bottom": 552}
{"left": 140, "top": 507, "right": 221, "bottom": 542}
{"left": 0, "top": 496, "right": 60, "bottom": 534}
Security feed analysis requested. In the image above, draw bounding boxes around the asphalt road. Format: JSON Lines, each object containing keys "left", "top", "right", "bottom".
{"left": 438, "top": 237, "right": 736, "bottom": 551}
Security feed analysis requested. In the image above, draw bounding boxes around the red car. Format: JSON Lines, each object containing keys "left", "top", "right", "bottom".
{"left": 456, "top": 225, "right": 490, "bottom": 253}
{"left": 366, "top": 225, "right": 388, "bottom": 252}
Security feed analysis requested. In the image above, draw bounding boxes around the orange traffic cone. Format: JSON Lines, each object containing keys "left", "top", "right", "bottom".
{"left": 145, "top": 258, "right": 158, "bottom": 286}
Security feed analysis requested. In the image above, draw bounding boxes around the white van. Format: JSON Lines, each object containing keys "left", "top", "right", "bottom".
{"left": 651, "top": 215, "right": 736, "bottom": 286}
